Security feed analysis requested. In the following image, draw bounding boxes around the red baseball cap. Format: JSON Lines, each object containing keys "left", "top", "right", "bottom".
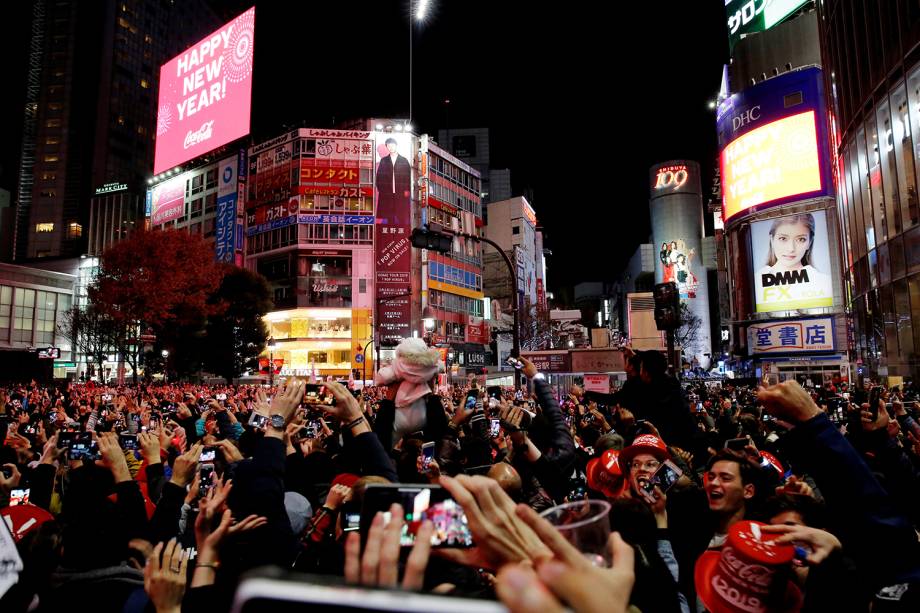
{"left": 586, "top": 450, "right": 627, "bottom": 498}
{"left": 1, "top": 504, "right": 55, "bottom": 543}
{"left": 695, "top": 520, "right": 802, "bottom": 613}
{"left": 332, "top": 473, "right": 360, "bottom": 489}
{"left": 759, "top": 452, "right": 785, "bottom": 477}
{"left": 619, "top": 434, "right": 671, "bottom": 468}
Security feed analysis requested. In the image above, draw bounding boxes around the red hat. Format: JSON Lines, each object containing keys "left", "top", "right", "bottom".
{"left": 332, "top": 473, "right": 360, "bottom": 488}
{"left": 1, "top": 505, "right": 55, "bottom": 543}
{"left": 619, "top": 434, "right": 670, "bottom": 467}
{"left": 586, "top": 450, "right": 627, "bottom": 498}
{"left": 759, "top": 452, "right": 784, "bottom": 477}
{"left": 695, "top": 520, "right": 803, "bottom": 613}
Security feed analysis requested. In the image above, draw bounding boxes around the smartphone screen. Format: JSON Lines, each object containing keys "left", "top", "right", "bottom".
{"left": 465, "top": 389, "right": 479, "bottom": 409}
{"left": 361, "top": 485, "right": 473, "bottom": 548}
{"left": 490, "top": 418, "right": 501, "bottom": 438}
{"left": 119, "top": 434, "right": 138, "bottom": 451}
{"left": 10, "top": 488, "right": 30, "bottom": 506}
{"left": 248, "top": 412, "right": 269, "bottom": 429}
{"left": 343, "top": 512, "right": 361, "bottom": 533}
{"left": 199, "top": 464, "right": 215, "bottom": 497}
{"left": 305, "top": 384, "right": 335, "bottom": 406}
{"left": 200, "top": 446, "right": 218, "bottom": 462}
{"left": 68, "top": 433, "right": 98, "bottom": 460}
{"left": 421, "top": 442, "right": 435, "bottom": 472}
{"left": 641, "top": 460, "right": 683, "bottom": 501}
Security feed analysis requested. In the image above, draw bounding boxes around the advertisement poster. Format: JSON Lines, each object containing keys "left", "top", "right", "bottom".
{"left": 658, "top": 239, "right": 699, "bottom": 298}
{"left": 751, "top": 210, "right": 833, "bottom": 313}
{"left": 154, "top": 7, "right": 255, "bottom": 174}
{"left": 374, "top": 133, "right": 415, "bottom": 343}
{"left": 215, "top": 155, "right": 238, "bottom": 263}
{"left": 149, "top": 174, "right": 185, "bottom": 225}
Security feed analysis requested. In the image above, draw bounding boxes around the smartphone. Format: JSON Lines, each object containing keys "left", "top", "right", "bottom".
{"left": 343, "top": 511, "right": 361, "bottom": 533}
{"left": 506, "top": 356, "right": 524, "bottom": 370}
{"left": 119, "top": 433, "right": 138, "bottom": 451}
{"left": 465, "top": 388, "right": 479, "bottom": 409}
{"left": 490, "top": 418, "right": 501, "bottom": 438}
{"left": 68, "top": 433, "right": 99, "bottom": 461}
{"left": 248, "top": 412, "right": 269, "bottom": 430}
{"left": 10, "top": 488, "right": 30, "bottom": 506}
{"left": 305, "top": 384, "right": 335, "bottom": 406}
{"left": 361, "top": 484, "right": 473, "bottom": 548}
{"left": 200, "top": 446, "right": 218, "bottom": 463}
{"left": 640, "top": 460, "right": 683, "bottom": 502}
{"left": 199, "top": 464, "right": 215, "bottom": 497}
{"left": 487, "top": 386, "right": 502, "bottom": 401}
{"left": 420, "top": 441, "right": 435, "bottom": 473}
{"left": 724, "top": 437, "right": 749, "bottom": 452}
{"left": 148, "top": 416, "right": 160, "bottom": 431}
{"left": 868, "top": 387, "right": 882, "bottom": 421}
{"left": 217, "top": 393, "right": 227, "bottom": 401}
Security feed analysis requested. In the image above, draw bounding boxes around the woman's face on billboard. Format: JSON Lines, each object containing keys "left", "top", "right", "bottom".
{"left": 771, "top": 221, "right": 810, "bottom": 270}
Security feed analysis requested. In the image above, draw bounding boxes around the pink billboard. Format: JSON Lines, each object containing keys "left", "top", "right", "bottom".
{"left": 153, "top": 7, "right": 255, "bottom": 174}
{"left": 150, "top": 174, "right": 186, "bottom": 225}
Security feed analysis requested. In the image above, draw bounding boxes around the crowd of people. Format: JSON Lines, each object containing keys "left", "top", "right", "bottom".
{"left": 1, "top": 338, "right": 919, "bottom": 612}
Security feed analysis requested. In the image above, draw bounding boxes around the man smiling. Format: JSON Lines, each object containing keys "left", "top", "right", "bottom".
{"left": 703, "top": 449, "right": 756, "bottom": 549}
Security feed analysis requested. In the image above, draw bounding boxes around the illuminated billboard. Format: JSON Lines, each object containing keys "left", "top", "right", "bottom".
{"left": 717, "top": 67, "right": 832, "bottom": 222}
{"left": 722, "top": 111, "right": 822, "bottom": 219}
{"left": 153, "top": 7, "right": 255, "bottom": 174}
{"left": 751, "top": 209, "right": 833, "bottom": 313}
{"left": 149, "top": 174, "right": 186, "bottom": 226}
{"left": 724, "top": 0, "right": 809, "bottom": 52}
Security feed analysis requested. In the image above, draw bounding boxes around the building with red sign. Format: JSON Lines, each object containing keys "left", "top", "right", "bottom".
{"left": 244, "top": 122, "right": 488, "bottom": 379}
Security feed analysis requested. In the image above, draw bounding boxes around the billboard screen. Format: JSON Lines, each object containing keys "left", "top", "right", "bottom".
{"left": 154, "top": 7, "right": 255, "bottom": 174}
{"left": 718, "top": 67, "right": 832, "bottom": 222}
{"left": 149, "top": 174, "right": 186, "bottom": 225}
{"left": 724, "top": 0, "right": 809, "bottom": 52}
{"left": 374, "top": 133, "right": 415, "bottom": 343}
{"left": 751, "top": 209, "right": 833, "bottom": 313}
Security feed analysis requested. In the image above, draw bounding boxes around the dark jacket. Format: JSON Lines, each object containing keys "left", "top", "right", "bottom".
{"left": 780, "top": 413, "right": 920, "bottom": 592}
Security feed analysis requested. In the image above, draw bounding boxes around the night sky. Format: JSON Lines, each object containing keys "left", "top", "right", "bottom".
{"left": 1, "top": 1, "right": 729, "bottom": 297}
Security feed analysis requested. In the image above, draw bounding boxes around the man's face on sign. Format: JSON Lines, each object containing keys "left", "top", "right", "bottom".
{"left": 387, "top": 142, "right": 398, "bottom": 155}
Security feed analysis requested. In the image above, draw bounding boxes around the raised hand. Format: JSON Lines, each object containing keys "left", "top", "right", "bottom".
{"left": 145, "top": 539, "right": 188, "bottom": 613}
{"left": 344, "top": 503, "right": 433, "bottom": 590}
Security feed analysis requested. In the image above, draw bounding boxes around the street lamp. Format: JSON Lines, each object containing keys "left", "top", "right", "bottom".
{"left": 422, "top": 307, "right": 436, "bottom": 347}
{"left": 161, "top": 350, "right": 169, "bottom": 383}
{"left": 267, "top": 336, "right": 279, "bottom": 387}
{"left": 409, "top": 0, "right": 434, "bottom": 123}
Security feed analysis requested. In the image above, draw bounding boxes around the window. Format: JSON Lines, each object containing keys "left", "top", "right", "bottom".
{"left": 40, "top": 190, "right": 56, "bottom": 198}
{"left": 45, "top": 136, "right": 60, "bottom": 145}
{"left": 45, "top": 119, "right": 61, "bottom": 128}
{"left": 12, "top": 288, "right": 35, "bottom": 343}
{"left": 43, "top": 155, "right": 59, "bottom": 163}
{"left": 204, "top": 192, "right": 217, "bottom": 215}
{"left": 140, "top": 79, "right": 149, "bottom": 89}
{"left": 206, "top": 168, "right": 217, "bottom": 189}
{"left": 890, "top": 82, "right": 918, "bottom": 233}
{"left": 190, "top": 198, "right": 202, "bottom": 217}
{"left": 512, "top": 225, "right": 520, "bottom": 235}
{"left": 0, "top": 286, "right": 11, "bottom": 341}
{"left": 41, "top": 173, "right": 56, "bottom": 181}
{"left": 191, "top": 174, "right": 204, "bottom": 194}
{"left": 35, "top": 223, "right": 54, "bottom": 233}
{"left": 67, "top": 222, "right": 82, "bottom": 239}
{"left": 34, "top": 291, "right": 56, "bottom": 345}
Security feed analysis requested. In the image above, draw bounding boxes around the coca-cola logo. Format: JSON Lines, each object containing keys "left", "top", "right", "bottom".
{"left": 719, "top": 547, "right": 774, "bottom": 591}
{"left": 184, "top": 121, "right": 215, "bottom": 149}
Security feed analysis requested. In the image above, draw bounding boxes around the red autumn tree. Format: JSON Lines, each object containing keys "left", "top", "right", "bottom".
{"left": 89, "top": 228, "right": 225, "bottom": 381}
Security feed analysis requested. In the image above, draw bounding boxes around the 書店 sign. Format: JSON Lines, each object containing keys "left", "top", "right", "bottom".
{"left": 747, "top": 317, "right": 835, "bottom": 355}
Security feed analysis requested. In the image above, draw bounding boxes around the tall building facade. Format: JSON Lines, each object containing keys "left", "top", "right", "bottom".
{"left": 243, "top": 122, "right": 487, "bottom": 379}
{"left": 717, "top": 4, "right": 850, "bottom": 385}
{"left": 817, "top": 2, "right": 920, "bottom": 384}
{"left": 14, "top": 0, "right": 219, "bottom": 260}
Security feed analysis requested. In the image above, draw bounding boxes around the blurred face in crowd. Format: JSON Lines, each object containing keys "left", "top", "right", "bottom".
{"left": 769, "top": 510, "right": 805, "bottom": 527}
{"left": 628, "top": 452, "right": 661, "bottom": 495}
{"left": 705, "top": 460, "right": 753, "bottom": 516}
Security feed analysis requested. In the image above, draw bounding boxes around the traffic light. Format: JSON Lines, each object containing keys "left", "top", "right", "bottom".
{"left": 410, "top": 227, "right": 452, "bottom": 253}
{"left": 653, "top": 282, "right": 680, "bottom": 330}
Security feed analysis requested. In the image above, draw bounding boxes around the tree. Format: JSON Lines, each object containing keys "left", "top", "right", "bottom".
{"left": 674, "top": 302, "right": 703, "bottom": 356}
{"left": 89, "top": 228, "right": 225, "bottom": 382}
{"left": 59, "top": 305, "right": 116, "bottom": 380}
{"left": 201, "top": 266, "right": 272, "bottom": 381}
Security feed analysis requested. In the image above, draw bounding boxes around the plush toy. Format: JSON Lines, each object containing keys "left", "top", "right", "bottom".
{"left": 374, "top": 338, "right": 441, "bottom": 439}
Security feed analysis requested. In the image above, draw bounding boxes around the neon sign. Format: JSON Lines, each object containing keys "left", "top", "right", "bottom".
{"left": 654, "top": 165, "right": 689, "bottom": 190}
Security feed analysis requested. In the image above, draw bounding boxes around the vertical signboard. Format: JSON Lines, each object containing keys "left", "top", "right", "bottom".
{"left": 374, "top": 133, "right": 415, "bottom": 343}
{"left": 215, "top": 154, "right": 238, "bottom": 263}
